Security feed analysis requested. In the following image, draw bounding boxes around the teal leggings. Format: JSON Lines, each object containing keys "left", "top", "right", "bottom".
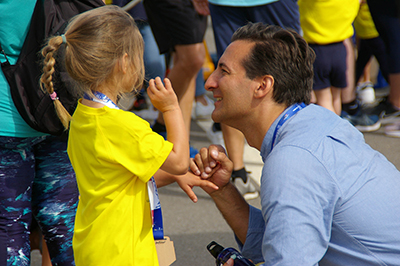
{"left": 0, "top": 135, "right": 78, "bottom": 266}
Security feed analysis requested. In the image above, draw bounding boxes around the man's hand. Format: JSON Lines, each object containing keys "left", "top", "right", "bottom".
{"left": 190, "top": 145, "right": 233, "bottom": 194}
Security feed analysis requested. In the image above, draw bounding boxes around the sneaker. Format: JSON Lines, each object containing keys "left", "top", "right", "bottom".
{"left": 206, "top": 123, "right": 225, "bottom": 147}
{"left": 356, "top": 81, "right": 376, "bottom": 105}
{"left": 232, "top": 173, "right": 260, "bottom": 200}
{"left": 363, "top": 98, "right": 400, "bottom": 125}
{"left": 231, "top": 168, "right": 259, "bottom": 200}
{"left": 192, "top": 95, "right": 214, "bottom": 120}
{"left": 384, "top": 122, "right": 400, "bottom": 138}
{"left": 341, "top": 111, "right": 381, "bottom": 132}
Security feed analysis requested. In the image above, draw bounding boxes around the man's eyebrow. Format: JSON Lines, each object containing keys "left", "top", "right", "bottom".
{"left": 218, "top": 62, "right": 228, "bottom": 69}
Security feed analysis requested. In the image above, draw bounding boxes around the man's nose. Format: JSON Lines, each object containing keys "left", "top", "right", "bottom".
{"left": 205, "top": 71, "right": 216, "bottom": 91}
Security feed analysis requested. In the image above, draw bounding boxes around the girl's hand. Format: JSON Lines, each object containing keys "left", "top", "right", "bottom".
{"left": 176, "top": 171, "right": 219, "bottom": 203}
{"left": 147, "top": 77, "right": 179, "bottom": 113}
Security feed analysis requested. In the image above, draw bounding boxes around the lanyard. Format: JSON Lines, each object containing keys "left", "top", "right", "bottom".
{"left": 84, "top": 91, "right": 164, "bottom": 240}
{"left": 271, "top": 103, "right": 306, "bottom": 151}
{"left": 83, "top": 91, "right": 119, "bottom": 109}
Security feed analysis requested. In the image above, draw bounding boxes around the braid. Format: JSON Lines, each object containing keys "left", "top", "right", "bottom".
{"left": 40, "top": 35, "right": 72, "bottom": 130}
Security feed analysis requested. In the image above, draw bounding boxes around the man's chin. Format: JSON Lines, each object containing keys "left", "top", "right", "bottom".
{"left": 211, "top": 112, "right": 221, "bottom": 123}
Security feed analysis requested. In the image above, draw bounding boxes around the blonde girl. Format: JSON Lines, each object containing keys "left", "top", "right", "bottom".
{"left": 40, "top": 5, "right": 216, "bottom": 266}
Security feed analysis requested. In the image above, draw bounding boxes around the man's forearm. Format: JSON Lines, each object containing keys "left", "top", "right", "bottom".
{"left": 210, "top": 182, "right": 250, "bottom": 244}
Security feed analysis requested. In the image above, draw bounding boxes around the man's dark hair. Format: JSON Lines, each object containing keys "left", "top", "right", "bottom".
{"left": 231, "top": 22, "right": 315, "bottom": 106}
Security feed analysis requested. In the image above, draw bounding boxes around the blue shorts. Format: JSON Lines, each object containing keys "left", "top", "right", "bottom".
{"left": 310, "top": 42, "right": 347, "bottom": 90}
{"left": 209, "top": 0, "right": 300, "bottom": 58}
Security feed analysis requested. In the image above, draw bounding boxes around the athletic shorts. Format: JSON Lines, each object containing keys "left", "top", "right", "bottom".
{"left": 310, "top": 42, "right": 347, "bottom": 90}
{"left": 209, "top": 0, "right": 300, "bottom": 58}
{"left": 367, "top": 0, "right": 400, "bottom": 74}
{"left": 143, "top": 0, "right": 207, "bottom": 54}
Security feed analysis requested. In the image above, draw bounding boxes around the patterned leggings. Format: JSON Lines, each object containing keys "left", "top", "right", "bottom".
{"left": 0, "top": 135, "right": 79, "bottom": 266}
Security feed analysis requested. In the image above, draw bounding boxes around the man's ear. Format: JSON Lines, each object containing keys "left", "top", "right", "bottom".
{"left": 254, "top": 75, "right": 274, "bottom": 98}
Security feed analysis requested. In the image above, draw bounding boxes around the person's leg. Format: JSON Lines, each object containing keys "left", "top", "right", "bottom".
{"left": 194, "top": 68, "right": 214, "bottom": 120}
{"left": 32, "top": 135, "right": 79, "bottom": 266}
{"left": 341, "top": 38, "right": 357, "bottom": 107}
{"left": 221, "top": 123, "right": 245, "bottom": 171}
{"left": 314, "top": 87, "right": 337, "bottom": 114}
{"left": 144, "top": 0, "right": 207, "bottom": 139}
{"left": 332, "top": 87, "right": 342, "bottom": 115}
{"left": 132, "top": 21, "right": 166, "bottom": 111}
{"left": 367, "top": 0, "right": 400, "bottom": 114}
{"left": 0, "top": 136, "right": 45, "bottom": 266}
{"left": 155, "top": 43, "right": 205, "bottom": 135}
{"left": 140, "top": 21, "right": 166, "bottom": 81}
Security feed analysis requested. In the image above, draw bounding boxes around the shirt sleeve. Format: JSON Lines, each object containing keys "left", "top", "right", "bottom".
{"left": 106, "top": 111, "right": 173, "bottom": 183}
{"left": 243, "top": 145, "right": 341, "bottom": 266}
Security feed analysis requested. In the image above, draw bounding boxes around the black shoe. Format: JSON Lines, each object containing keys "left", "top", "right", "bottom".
{"left": 363, "top": 98, "right": 400, "bottom": 125}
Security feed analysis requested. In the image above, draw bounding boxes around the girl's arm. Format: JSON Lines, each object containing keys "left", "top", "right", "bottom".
{"left": 147, "top": 77, "right": 189, "bottom": 175}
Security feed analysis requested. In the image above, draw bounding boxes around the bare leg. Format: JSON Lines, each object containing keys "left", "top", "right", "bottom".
{"left": 41, "top": 238, "right": 52, "bottom": 266}
{"left": 341, "top": 38, "right": 357, "bottom": 104}
{"left": 221, "top": 123, "right": 245, "bottom": 171}
{"left": 389, "top": 73, "right": 400, "bottom": 108}
{"left": 156, "top": 43, "right": 205, "bottom": 135}
{"left": 314, "top": 87, "right": 338, "bottom": 114}
{"left": 331, "top": 87, "right": 342, "bottom": 115}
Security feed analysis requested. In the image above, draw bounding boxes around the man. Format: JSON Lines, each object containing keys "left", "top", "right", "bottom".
{"left": 193, "top": 0, "right": 300, "bottom": 200}
{"left": 190, "top": 23, "right": 400, "bottom": 265}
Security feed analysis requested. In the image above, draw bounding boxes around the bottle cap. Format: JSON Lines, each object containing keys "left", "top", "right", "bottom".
{"left": 207, "top": 241, "right": 224, "bottom": 259}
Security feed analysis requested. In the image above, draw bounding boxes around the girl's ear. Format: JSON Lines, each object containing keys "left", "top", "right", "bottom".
{"left": 120, "top": 53, "right": 129, "bottom": 74}
{"left": 254, "top": 75, "right": 274, "bottom": 99}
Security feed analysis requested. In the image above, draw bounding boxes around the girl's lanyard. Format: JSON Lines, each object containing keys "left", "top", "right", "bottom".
{"left": 271, "top": 103, "right": 306, "bottom": 151}
{"left": 84, "top": 91, "right": 164, "bottom": 240}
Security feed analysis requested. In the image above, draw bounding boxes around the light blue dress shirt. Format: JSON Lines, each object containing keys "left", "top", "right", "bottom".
{"left": 240, "top": 104, "right": 400, "bottom": 265}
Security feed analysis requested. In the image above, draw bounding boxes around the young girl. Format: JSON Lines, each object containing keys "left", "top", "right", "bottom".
{"left": 40, "top": 5, "right": 217, "bottom": 266}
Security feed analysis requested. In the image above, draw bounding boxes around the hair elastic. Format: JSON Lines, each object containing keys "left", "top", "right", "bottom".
{"left": 61, "top": 34, "right": 67, "bottom": 44}
{"left": 50, "top": 92, "right": 59, "bottom": 101}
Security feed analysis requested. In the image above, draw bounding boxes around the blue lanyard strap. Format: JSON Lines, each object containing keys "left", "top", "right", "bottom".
{"left": 271, "top": 103, "right": 306, "bottom": 151}
{"left": 83, "top": 91, "right": 119, "bottom": 109}
{"left": 84, "top": 91, "right": 164, "bottom": 240}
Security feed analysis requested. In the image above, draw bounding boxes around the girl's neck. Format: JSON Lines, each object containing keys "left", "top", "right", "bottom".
{"left": 95, "top": 85, "right": 118, "bottom": 103}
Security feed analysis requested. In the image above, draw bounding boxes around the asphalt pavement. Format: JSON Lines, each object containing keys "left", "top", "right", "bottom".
{"left": 31, "top": 17, "right": 400, "bottom": 266}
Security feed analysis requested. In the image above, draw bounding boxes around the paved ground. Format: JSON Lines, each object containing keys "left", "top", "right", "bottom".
{"left": 31, "top": 113, "right": 400, "bottom": 265}
{"left": 31, "top": 15, "right": 400, "bottom": 266}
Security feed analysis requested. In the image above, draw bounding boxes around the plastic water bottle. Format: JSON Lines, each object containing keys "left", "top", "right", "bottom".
{"left": 207, "top": 241, "right": 255, "bottom": 266}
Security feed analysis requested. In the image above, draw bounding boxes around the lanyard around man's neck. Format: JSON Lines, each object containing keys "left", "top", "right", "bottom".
{"left": 271, "top": 103, "right": 306, "bottom": 151}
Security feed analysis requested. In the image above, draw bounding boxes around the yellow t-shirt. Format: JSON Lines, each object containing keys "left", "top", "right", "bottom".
{"left": 67, "top": 101, "right": 173, "bottom": 266}
{"left": 354, "top": 2, "right": 379, "bottom": 39}
{"left": 299, "top": 0, "right": 360, "bottom": 44}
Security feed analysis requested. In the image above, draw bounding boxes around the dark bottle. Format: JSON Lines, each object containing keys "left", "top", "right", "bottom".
{"left": 207, "top": 241, "right": 255, "bottom": 266}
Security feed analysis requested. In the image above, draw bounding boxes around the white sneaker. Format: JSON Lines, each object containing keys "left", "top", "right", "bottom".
{"left": 192, "top": 95, "right": 214, "bottom": 120}
{"left": 357, "top": 81, "right": 376, "bottom": 106}
{"left": 206, "top": 123, "right": 225, "bottom": 147}
{"left": 384, "top": 122, "right": 400, "bottom": 138}
{"left": 233, "top": 174, "right": 260, "bottom": 201}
